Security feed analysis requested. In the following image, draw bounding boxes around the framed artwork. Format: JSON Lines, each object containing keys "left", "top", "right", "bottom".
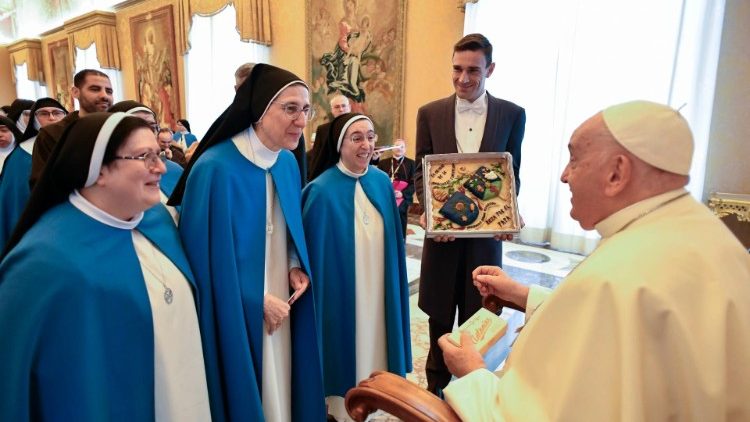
{"left": 423, "top": 152, "right": 521, "bottom": 238}
{"left": 129, "top": 5, "right": 180, "bottom": 129}
{"left": 48, "top": 39, "right": 74, "bottom": 111}
{"left": 306, "top": 0, "right": 406, "bottom": 146}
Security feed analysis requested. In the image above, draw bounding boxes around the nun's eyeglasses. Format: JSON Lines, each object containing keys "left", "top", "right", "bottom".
{"left": 346, "top": 132, "right": 378, "bottom": 144}
{"left": 35, "top": 110, "right": 67, "bottom": 118}
{"left": 274, "top": 102, "right": 316, "bottom": 121}
{"left": 115, "top": 151, "right": 167, "bottom": 170}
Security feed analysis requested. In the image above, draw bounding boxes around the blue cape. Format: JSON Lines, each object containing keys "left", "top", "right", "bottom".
{"left": 172, "top": 132, "right": 198, "bottom": 147}
{"left": 0, "top": 146, "right": 31, "bottom": 249}
{"left": 179, "top": 139, "right": 326, "bottom": 421}
{"left": 301, "top": 165, "right": 412, "bottom": 396}
{"left": 0, "top": 202, "right": 195, "bottom": 421}
{"left": 161, "top": 158, "right": 183, "bottom": 198}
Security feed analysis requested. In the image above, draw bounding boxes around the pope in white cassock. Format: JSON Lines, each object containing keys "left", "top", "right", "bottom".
{"left": 169, "top": 64, "right": 326, "bottom": 422}
{"left": 438, "top": 100, "right": 750, "bottom": 421}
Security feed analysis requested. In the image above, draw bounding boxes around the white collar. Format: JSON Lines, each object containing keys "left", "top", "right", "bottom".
{"left": 69, "top": 190, "right": 143, "bottom": 230}
{"left": 456, "top": 91, "right": 488, "bottom": 109}
{"left": 594, "top": 188, "right": 688, "bottom": 238}
{"left": 20, "top": 136, "right": 36, "bottom": 155}
{"left": 233, "top": 126, "right": 280, "bottom": 169}
{"left": 337, "top": 160, "right": 368, "bottom": 178}
{"left": 0, "top": 142, "right": 14, "bottom": 156}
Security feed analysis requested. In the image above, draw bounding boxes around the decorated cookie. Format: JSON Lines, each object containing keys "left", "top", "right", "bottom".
{"left": 463, "top": 166, "right": 503, "bottom": 200}
{"left": 438, "top": 192, "right": 479, "bottom": 226}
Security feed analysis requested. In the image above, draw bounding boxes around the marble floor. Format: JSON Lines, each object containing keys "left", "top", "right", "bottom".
{"left": 401, "top": 223, "right": 584, "bottom": 388}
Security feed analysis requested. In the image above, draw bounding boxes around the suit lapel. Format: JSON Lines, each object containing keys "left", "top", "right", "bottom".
{"left": 442, "top": 94, "right": 459, "bottom": 154}
{"left": 479, "top": 92, "right": 499, "bottom": 152}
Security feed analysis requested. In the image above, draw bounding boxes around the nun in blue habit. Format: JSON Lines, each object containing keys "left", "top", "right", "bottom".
{"left": 109, "top": 100, "right": 183, "bottom": 223}
{"left": 303, "top": 113, "right": 412, "bottom": 420}
{"left": 0, "top": 112, "right": 210, "bottom": 421}
{"left": 0, "top": 115, "right": 23, "bottom": 179}
{"left": 168, "top": 63, "right": 326, "bottom": 422}
{"left": 0, "top": 98, "right": 67, "bottom": 249}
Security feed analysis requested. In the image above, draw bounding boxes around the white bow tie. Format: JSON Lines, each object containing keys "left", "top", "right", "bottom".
{"left": 457, "top": 100, "right": 485, "bottom": 114}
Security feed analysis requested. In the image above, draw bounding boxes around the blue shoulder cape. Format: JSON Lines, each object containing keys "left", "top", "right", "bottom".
{"left": 301, "top": 165, "right": 412, "bottom": 396}
{"left": 161, "top": 158, "right": 183, "bottom": 198}
{"left": 178, "top": 139, "right": 326, "bottom": 422}
{"left": 0, "top": 202, "right": 195, "bottom": 421}
{"left": 0, "top": 146, "right": 31, "bottom": 249}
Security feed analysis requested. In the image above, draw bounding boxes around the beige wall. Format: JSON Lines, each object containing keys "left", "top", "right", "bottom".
{"left": 271, "top": 0, "right": 463, "bottom": 157}
{"left": 2, "top": 1, "right": 748, "bottom": 193}
{"left": 0, "top": 46, "right": 17, "bottom": 105}
{"left": 703, "top": 0, "right": 750, "bottom": 199}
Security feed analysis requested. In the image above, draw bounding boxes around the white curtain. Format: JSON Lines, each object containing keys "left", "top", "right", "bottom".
{"left": 74, "top": 45, "right": 124, "bottom": 108}
{"left": 465, "top": 0, "right": 725, "bottom": 255}
{"left": 185, "top": 4, "right": 270, "bottom": 140}
{"left": 14, "top": 63, "right": 48, "bottom": 100}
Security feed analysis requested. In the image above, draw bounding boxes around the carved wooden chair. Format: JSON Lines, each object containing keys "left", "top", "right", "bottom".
{"left": 344, "top": 295, "right": 521, "bottom": 421}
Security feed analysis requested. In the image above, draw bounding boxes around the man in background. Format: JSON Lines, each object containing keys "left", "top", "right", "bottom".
{"left": 158, "top": 128, "right": 187, "bottom": 167}
{"left": 30, "top": 69, "right": 113, "bottom": 188}
{"left": 377, "top": 138, "right": 415, "bottom": 238}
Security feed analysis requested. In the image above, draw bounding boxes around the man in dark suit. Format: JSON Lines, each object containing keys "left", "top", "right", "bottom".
{"left": 377, "top": 138, "right": 415, "bottom": 239}
{"left": 414, "top": 33, "right": 526, "bottom": 396}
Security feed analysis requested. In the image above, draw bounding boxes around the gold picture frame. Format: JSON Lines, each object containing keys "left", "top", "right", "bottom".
{"left": 129, "top": 5, "right": 180, "bottom": 129}
{"left": 423, "top": 152, "right": 521, "bottom": 238}
{"left": 48, "top": 39, "right": 74, "bottom": 111}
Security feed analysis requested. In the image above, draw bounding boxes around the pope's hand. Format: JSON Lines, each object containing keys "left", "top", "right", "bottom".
{"left": 438, "top": 331, "right": 486, "bottom": 378}
{"left": 472, "top": 265, "right": 528, "bottom": 308}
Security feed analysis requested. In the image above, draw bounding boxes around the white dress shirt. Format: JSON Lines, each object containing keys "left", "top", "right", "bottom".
{"left": 455, "top": 91, "right": 488, "bottom": 153}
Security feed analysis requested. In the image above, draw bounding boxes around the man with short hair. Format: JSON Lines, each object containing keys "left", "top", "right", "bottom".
{"left": 414, "top": 33, "right": 526, "bottom": 396}
{"left": 30, "top": 69, "right": 113, "bottom": 187}
{"left": 234, "top": 62, "right": 255, "bottom": 91}
{"left": 377, "top": 138, "right": 415, "bottom": 239}
{"left": 158, "top": 128, "right": 187, "bottom": 168}
{"left": 439, "top": 100, "right": 750, "bottom": 420}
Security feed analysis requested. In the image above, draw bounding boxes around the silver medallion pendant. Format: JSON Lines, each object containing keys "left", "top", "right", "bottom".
{"left": 164, "top": 287, "right": 174, "bottom": 304}
{"left": 363, "top": 213, "right": 370, "bottom": 225}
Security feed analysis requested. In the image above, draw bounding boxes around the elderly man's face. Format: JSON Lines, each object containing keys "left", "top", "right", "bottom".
{"left": 393, "top": 139, "right": 405, "bottom": 158}
{"left": 560, "top": 115, "right": 613, "bottom": 230}
{"left": 330, "top": 96, "right": 351, "bottom": 117}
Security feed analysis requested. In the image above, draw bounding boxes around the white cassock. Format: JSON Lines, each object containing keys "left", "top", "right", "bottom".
{"left": 445, "top": 189, "right": 750, "bottom": 421}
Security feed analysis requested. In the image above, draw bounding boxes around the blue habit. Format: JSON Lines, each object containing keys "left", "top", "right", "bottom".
{"left": 0, "top": 145, "right": 31, "bottom": 249}
{"left": 161, "top": 158, "right": 183, "bottom": 198}
{"left": 0, "top": 202, "right": 196, "bottom": 421}
{"left": 301, "top": 165, "right": 412, "bottom": 397}
{"left": 179, "top": 139, "right": 326, "bottom": 422}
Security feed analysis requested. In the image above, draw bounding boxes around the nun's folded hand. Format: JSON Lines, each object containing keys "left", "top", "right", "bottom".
{"left": 264, "top": 294, "right": 290, "bottom": 334}
{"left": 288, "top": 267, "right": 310, "bottom": 304}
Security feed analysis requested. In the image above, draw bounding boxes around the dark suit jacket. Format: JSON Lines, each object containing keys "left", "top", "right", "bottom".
{"left": 415, "top": 92, "right": 525, "bottom": 324}
{"left": 30, "top": 111, "right": 79, "bottom": 189}
{"left": 377, "top": 156, "right": 416, "bottom": 214}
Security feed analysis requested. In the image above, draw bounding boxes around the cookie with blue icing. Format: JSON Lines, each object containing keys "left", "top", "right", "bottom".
{"left": 438, "top": 191, "right": 479, "bottom": 226}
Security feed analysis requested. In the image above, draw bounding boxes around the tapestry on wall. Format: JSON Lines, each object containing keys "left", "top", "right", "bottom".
{"left": 307, "top": 0, "right": 406, "bottom": 146}
{"left": 48, "top": 39, "right": 74, "bottom": 111}
{"left": 129, "top": 5, "right": 180, "bottom": 129}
